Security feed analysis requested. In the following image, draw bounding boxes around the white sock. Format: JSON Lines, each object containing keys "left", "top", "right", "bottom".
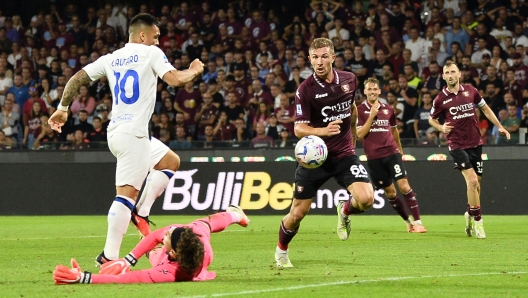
{"left": 104, "top": 196, "right": 134, "bottom": 260}
{"left": 136, "top": 170, "right": 173, "bottom": 217}
{"left": 276, "top": 246, "right": 287, "bottom": 253}
{"left": 414, "top": 220, "right": 422, "bottom": 225}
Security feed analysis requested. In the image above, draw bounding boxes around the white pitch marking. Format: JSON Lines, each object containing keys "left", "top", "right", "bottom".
{"left": 179, "top": 271, "right": 526, "bottom": 298}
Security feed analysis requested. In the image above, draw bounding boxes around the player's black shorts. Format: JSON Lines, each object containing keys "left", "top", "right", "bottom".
{"left": 449, "top": 145, "right": 483, "bottom": 176}
{"left": 294, "top": 155, "right": 370, "bottom": 199}
{"left": 367, "top": 153, "right": 408, "bottom": 189}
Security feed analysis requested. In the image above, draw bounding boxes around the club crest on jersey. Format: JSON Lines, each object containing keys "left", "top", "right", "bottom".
{"left": 341, "top": 83, "right": 350, "bottom": 93}
{"left": 382, "top": 109, "right": 388, "bottom": 115}
{"left": 463, "top": 91, "right": 469, "bottom": 97}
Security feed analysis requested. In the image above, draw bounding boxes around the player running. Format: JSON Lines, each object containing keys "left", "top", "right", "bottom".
{"left": 53, "top": 206, "right": 249, "bottom": 284}
{"left": 428, "top": 61, "right": 510, "bottom": 239}
{"left": 48, "top": 13, "right": 204, "bottom": 263}
{"left": 357, "top": 77, "right": 426, "bottom": 233}
{"left": 274, "top": 38, "right": 374, "bottom": 268}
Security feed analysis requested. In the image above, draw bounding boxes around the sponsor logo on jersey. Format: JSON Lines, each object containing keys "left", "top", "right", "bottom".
{"left": 296, "top": 104, "right": 302, "bottom": 115}
{"left": 449, "top": 103, "right": 474, "bottom": 119}
{"left": 315, "top": 93, "right": 328, "bottom": 99}
{"left": 321, "top": 100, "right": 352, "bottom": 122}
{"left": 443, "top": 98, "right": 453, "bottom": 104}
{"left": 341, "top": 83, "right": 350, "bottom": 93}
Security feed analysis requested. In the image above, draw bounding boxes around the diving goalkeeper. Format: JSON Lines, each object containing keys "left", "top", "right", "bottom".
{"left": 53, "top": 206, "right": 249, "bottom": 284}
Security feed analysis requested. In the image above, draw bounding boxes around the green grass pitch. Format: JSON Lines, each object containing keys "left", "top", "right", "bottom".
{"left": 1, "top": 215, "right": 526, "bottom": 297}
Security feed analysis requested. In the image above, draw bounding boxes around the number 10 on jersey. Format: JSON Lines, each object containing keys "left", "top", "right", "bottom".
{"left": 113, "top": 70, "right": 140, "bottom": 105}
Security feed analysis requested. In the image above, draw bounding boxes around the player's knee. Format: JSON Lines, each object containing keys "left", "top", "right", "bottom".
{"left": 467, "top": 178, "right": 479, "bottom": 190}
{"left": 290, "top": 208, "right": 308, "bottom": 223}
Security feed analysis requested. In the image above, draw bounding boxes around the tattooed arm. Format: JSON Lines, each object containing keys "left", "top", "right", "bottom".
{"left": 48, "top": 70, "right": 93, "bottom": 133}
{"left": 60, "top": 70, "right": 92, "bottom": 106}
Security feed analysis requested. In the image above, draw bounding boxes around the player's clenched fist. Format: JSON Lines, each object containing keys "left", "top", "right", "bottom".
{"left": 325, "top": 119, "right": 342, "bottom": 136}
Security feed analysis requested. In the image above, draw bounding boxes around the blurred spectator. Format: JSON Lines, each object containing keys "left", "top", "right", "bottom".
{"left": 445, "top": 17, "right": 469, "bottom": 55}
{"left": 418, "top": 127, "right": 438, "bottom": 146}
{"left": 483, "top": 82, "right": 504, "bottom": 118}
{"left": 405, "top": 26, "right": 427, "bottom": 65}
{"left": 87, "top": 116, "right": 107, "bottom": 147}
{"left": 479, "top": 65, "right": 503, "bottom": 96}
{"left": 0, "top": 65, "right": 13, "bottom": 105}
{"left": 511, "top": 53, "right": 528, "bottom": 89}
{"left": 195, "top": 124, "right": 216, "bottom": 148}
{"left": 246, "top": 79, "right": 270, "bottom": 110}
{"left": 387, "top": 90, "right": 404, "bottom": 121}
{"left": 70, "top": 85, "right": 95, "bottom": 117}
{"left": 413, "top": 92, "right": 434, "bottom": 139}
{"left": 213, "top": 111, "right": 235, "bottom": 142}
{"left": 23, "top": 101, "right": 45, "bottom": 149}
{"left": 402, "top": 64, "right": 422, "bottom": 90}
{"left": 421, "top": 60, "right": 443, "bottom": 98}
{"left": 276, "top": 128, "right": 295, "bottom": 148}
{"left": 0, "top": 95, "right": 19, "bottom": 143}
{"left": 503, "top": 68, "right": 523, "bottom": 107}
{"left": 22, "top": 86, "right": 47, "bottom": 123}
{"left": 265, "top": 113, "right": 286, "bottom": 141}
{"left": 194, "top": 91, "right": 218, "bottom": 140}
{"left": 0, "top": 27, "right": 13, "bottom": 56}
{"left": 292, "top": 56, "right": 312, "bottom": 80}
{"left": 0, "top": 129, "right": 13, "bottom": 149}
{"left": 174, "top": 81, "right": 201, "bottom": 136}
{"left": 395, "top": 75, "right": 418, "bottom": 132}
{"left": 158, "top": 128, "right": 171, "bottom": 146}
{"left": 251, "top": 122, "right": 274, "bottom": 148}
{"left": 284, "top": 66, "right": 304, "bottom": 100}
{"left": 252, "top": 101, "right": 271, "bottom": 131}
{"left": 69, "top": 129, "right": 90, "bottom": 150}
{"left": 221, "top": 92, "right": 244, "bottom": 124}
{"left": 274, "top": 93, "right": 295, "bottom": 136}
{"left": 232, "top": 117, "right": 251, "bottom": 146}
{"left": 202, "top": 60, "right": 218, "bottom": 84}
{"left": 33, "top": 117, "right": 59, "bottom": 149}
{"left": 498, "top": 104, "right": 520, "bottom": 144}
{"left": 169, "top": 126, "right": 192, "bottom": 150}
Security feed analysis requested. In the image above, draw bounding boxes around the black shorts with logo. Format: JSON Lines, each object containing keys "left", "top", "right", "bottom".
{"left": 367, "top": 153, "right": 407, "bottom": 189}
{"left": 449, "top": 145, "right": 483, "bottom": 176}
{"left": 294, "top": 155, "right": 370, "bottom": 199}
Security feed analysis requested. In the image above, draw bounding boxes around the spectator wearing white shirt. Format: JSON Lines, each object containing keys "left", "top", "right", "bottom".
{"left": 489, "top": 18, "right": 512, "bottom": 50}
{"left": 405, "top": 27, "right": 428, "bottom": 63}
{"left": 470, "top": 37, "right": 492, "bottom": 68}
{"left": 327, "top": 18, "right": 349, "bottom": 42}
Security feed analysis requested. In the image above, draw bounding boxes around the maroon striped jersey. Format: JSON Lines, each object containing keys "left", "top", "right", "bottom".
{"left": 295, "top": 69, "right": 357, "bottom": 159}
{"left": 430, "top": 84, "right": 485, "bottom": 150}
{"left": 357, "top": 101, "right": 400, "bottom": 160}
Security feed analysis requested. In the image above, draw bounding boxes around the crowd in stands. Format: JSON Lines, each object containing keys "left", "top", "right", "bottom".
{"left": 1, "top": 0, "right": 528, "bottom": 150}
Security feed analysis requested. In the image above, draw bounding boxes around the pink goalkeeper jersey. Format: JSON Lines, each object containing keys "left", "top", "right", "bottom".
{"left": 91, "top": 221, "right": 215, "bottom": 284}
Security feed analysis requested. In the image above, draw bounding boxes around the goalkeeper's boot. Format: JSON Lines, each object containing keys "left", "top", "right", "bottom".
{"left": 95, "top": 251, "right": 111, "bottom": 267}
{"left": 474, "top": 220, "right": 486, "bottom": 239}
{"left": 464, "top": 212, "right": 474, "bottom": 237}
{"left": 226, "top": 205, "right": 250, "bottom": 227}
{"left": 131, "top": 210, "right": 153, "bottom": 238}
{"left": 275, "top": 246, "right": 293, "bottom": 268}
{"left": 337, "top": 201, "right": 351, "bottom": 240}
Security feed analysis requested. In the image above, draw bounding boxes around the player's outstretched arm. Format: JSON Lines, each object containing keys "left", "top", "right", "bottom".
{"left": 48, "top": 70, "right": 92, "bottom": 133}
{"left": 162, "top": 59, "right": 204, "bottom": 87}
{"left": 480, "top": 104, "right": 511, "bottom": 140}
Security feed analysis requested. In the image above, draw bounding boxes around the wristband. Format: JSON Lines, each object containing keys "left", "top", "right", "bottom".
{"left": 80, "top": 271, "right": 92, "bottom": 284}
{"left": 125, "top": 253, "right": 138, "bottom": 266}
{"left": 57, "top": 103, "right": 69, "bottom": 112}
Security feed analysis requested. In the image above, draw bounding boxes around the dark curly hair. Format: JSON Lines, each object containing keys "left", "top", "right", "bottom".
{"left": 175, "top": 228, "right": 204, "bottom": 275}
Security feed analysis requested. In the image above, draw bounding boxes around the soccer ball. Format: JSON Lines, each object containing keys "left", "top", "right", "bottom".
{"left": 295, "top": 135, "right": 328, "bottom": 169}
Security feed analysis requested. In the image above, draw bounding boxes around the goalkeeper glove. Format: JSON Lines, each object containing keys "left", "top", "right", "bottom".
{"left": 53, "top": 258, "right": 92, "bottom": 285}
{"left": 99, "top": 253, "right": 137, "bottom": 275}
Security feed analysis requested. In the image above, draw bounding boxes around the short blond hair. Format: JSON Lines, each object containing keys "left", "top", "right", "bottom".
{"left": 309, "top": 38, "right": 335, "bottom": 55}
{"left": 364, "top": 77, "right": 379, "bottom": 88}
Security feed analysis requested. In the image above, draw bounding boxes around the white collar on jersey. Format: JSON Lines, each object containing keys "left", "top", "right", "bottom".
{"left": 363, "top": 100, "right": 384, "bottom": 110}
{"left": 442, "top": 84, "right": 465, "bottom": 96}
{"left": 312, "top": 69, "right": 339, "bottom": 88}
